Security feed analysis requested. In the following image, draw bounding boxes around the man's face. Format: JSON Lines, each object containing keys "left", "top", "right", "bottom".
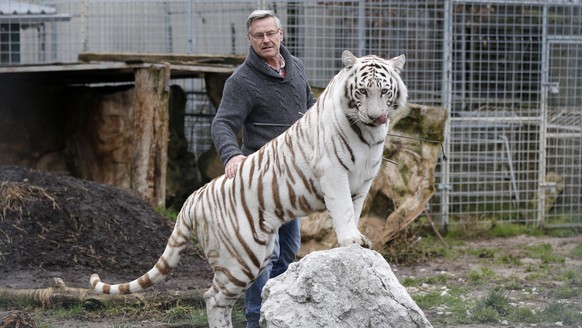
{"left": 248, "top": 17, "right": 283, "bottom": 63}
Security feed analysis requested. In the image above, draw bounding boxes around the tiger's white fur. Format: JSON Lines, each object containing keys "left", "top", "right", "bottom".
{"left": 90, "top": 50, "right": 407, "bottom": 328}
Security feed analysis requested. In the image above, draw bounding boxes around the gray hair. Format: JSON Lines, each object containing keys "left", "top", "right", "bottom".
{"left": 246, "top": 10, "right": 282, "bottom": 32}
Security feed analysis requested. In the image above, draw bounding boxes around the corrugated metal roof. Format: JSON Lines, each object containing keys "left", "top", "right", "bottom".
{"left": 0, "top": 1, "right": 57, "bottom": 15}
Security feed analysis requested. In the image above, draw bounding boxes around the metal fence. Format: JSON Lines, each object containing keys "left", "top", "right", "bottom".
{"left": 441, "top": 1, "right": 582, "bottom": 228}
{"left": 1, "top": 0, "right": 581, "bottom": 228}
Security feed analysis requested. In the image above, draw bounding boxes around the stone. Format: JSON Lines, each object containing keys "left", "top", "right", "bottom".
{"left": 260, "top": 244, "right": 432, "bottom": 328}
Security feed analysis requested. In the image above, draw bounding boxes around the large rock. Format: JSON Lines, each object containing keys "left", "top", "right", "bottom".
{"left": 260, "top": 244, "right": 432, "bottom": 328}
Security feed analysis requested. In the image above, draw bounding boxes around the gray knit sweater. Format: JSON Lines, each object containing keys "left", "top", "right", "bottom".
{"left": 211, "top": 45, "right": 316, "bottom": 165}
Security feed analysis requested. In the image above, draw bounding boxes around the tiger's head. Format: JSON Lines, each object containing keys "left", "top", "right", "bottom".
{"left": 341, "top": 50, "right": 408, "bottom": 127}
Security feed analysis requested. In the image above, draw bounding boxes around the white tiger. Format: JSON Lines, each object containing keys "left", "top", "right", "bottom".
{"left": 90, "top": 50, "right": 407, "bottom": 328}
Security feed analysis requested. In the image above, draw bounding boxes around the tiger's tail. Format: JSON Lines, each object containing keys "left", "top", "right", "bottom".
{"left": 90, "top": 208, "right": 193, "bottom": 295}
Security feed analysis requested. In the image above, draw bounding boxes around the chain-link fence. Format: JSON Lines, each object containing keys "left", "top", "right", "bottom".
{"left": 2, "top": 0, "right": 581, "bottom": 228}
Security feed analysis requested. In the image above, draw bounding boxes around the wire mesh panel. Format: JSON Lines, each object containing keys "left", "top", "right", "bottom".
{"left": 281, "top": 0, "right": 445, "bottom": 99}
{"left": 543, "top": 38, "right": 582, "bottom": 227}
{"left": 441, "top": 1, "right": 545, "bottom": 226}
{"left": 441, "top": 0, "right": 582, "bottom": 228}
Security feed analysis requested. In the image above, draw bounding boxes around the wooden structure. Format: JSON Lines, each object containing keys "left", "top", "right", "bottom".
{"left": 0, "top": 53, "right": 243, "bottom": 207}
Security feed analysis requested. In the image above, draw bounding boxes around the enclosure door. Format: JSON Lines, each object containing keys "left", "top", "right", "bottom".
{"left": 541, "top": 39, "right": 582, "bottom": 227}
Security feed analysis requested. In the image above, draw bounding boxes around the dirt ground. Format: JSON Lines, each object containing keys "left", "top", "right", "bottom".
{"left": 1, "top": 165, "right": 581, "bottom": 327}
{"left": 0, "top": 165, "right": 214, "bottom": 293}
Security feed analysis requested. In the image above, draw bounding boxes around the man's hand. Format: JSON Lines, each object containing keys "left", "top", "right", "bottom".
{"left": 225, "top": 155, "right": 246, "bottom": 179}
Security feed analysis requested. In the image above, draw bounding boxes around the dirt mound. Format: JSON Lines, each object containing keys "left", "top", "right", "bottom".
{"left": 0, "top": 165, "right": 212, "bottom": 291}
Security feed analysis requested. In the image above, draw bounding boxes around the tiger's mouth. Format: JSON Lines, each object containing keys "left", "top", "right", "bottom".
{"left": 368, "top": 113, "right": 388, "bottom": 126}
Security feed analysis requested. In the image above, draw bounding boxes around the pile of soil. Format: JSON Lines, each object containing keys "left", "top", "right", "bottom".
{"left": 0, "top": 165, "right": 212, "bottom": 292}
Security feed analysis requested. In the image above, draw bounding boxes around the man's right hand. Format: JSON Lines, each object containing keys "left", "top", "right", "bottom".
{"left": 225, "top": 154, "right": 246, "bottom": 179}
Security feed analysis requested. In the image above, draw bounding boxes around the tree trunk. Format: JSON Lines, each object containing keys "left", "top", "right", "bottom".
{"left": 132, "top": 64, "right": 170, "bottom": 208}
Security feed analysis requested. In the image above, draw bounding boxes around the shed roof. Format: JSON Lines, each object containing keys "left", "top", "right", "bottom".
{"left": 0, "top": 1, "right": 70, "bottom": 22}
{"left": 0, "top": 1, "right": 56, "bottom": 15}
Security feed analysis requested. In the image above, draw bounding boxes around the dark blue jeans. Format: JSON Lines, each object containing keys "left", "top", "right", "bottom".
{"left": 244, "top": 219, "right": 301, "bottom": 328}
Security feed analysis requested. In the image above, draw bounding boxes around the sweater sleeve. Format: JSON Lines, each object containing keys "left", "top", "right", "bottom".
{"left": 211, "top": 75, "right": 252, "bottom": 166}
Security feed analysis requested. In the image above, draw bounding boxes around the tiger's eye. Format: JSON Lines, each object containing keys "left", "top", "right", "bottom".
{"left": 358, "top": 88, "right": 368, "bottom": 95}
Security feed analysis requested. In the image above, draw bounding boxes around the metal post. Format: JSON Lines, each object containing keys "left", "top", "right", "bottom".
{"left": 440, "top": 0, "right": 453, "bottom": 228}
{"left": 81, "top": 0, "right": 88, "bottom": 52}
{"left": 537, "top": 3, "right": 549, "bottom": 227}
{"left": 357, "top": 0, "right": 365, "bottom": 57}
{"left": 188, "top": 0, "right": 195, "bottom": 53}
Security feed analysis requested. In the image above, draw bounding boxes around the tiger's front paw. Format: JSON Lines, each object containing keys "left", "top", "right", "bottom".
{"left": 338, "top": 231, "right": 372, "bottom": 249}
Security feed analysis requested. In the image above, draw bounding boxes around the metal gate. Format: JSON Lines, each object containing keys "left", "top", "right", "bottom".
{"left": 541, "top": 37, "right": 582, "bottom": 227}
{"left": 441, "top": 0, "right": 582, "bottom": 228}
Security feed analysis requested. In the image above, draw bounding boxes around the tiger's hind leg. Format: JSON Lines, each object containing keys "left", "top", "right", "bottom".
{"left": 203, "top": 282, "right": 244, "bottom": 328}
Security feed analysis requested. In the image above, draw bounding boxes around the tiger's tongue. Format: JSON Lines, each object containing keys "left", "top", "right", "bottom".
{"left": 373, "top": 114, "right": 387, "bottom": 125}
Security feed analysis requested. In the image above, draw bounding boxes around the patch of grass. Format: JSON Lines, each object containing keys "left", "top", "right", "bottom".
{"left": 552, "top": 286, "right": 581, "bottom": 299}
{"left": 470, "top": 290, "right": 510, "bottom": 323}
{"left": 382, "top": 235, "right": 448, "bottom": 265}
{"left": 467, "top": 247, "right": 496, "bottom": 259}
{"left": 33, "top": 321, "right": 51, "bottom": 328}
{"left": 471, "top": 305, "right": 500, "bottom": 323}
{"left": 0, "top": 294, "right": 37, "bottom": 309}
{"left": 189, "top": 307, "right": 209, "bottom": 326}
{"left": 401, "top": 273, "right": 451, "bottom": 288}
{"left": 558, "top": 269, "right": 582, "bottom": 285}
{"left": 164, "top": 303, "right": 196, "bottom": 323}
{"left": 427, "top": 285, "right": 582, "bottom": 326}
{"left": 490, "top": 224, "right": 541, "bottom": 238}
{"left": 544, "top": 228, "right": 582, "bottom": 238}
{"left": 412, "top": 286, "right": 473, "bottom": 326}
{"left": 401, "top": 276, "right": 419, "bottom": 287}
{"left": 34, "top": 302, "right": 87, "bottom": 324}
{"left": 509, "top": 306, "right": 538, "bottom": 323}
{"left": 524, "top": 264, "right": 550, "bottom": 276}
{"left": 155, "top": 207, "right": 179, "bottom": 221}
{"left": 443, "top": 219, "right": 495, "bottom": 239}
{"left": 413, "top": 290, "right": 462, "bottom": 312}
{"left": 496, "top": 254, "right": 522, "bottom": 266}
{"left": 467, "top": 267, "right": 496, "bottom": 284}
{"left": 444, "top": 221, "right": 577, "bottom": 240}
{"left": 231, "top": 303, "right": 246, "bottom": 324}
{"left": 424, "top": 274, "right": 450, "bottom": 285}
{"left": 571, "top": 242, "right": 582, "bottom": 259}
{"left": 524, "top": 243, "right": 565, "bottom": 264}
{"left": 502, "top": 280, "right": 524, "bottom": 291}
{"left": 539, "top": 302, "right": 582, "bottom": 325}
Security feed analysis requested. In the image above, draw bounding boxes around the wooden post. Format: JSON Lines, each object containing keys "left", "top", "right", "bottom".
{"left": 131, "top": 64, "right": 170, "bottom": 208}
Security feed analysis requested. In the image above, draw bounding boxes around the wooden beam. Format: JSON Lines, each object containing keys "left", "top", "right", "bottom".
{"left": 78, "top": 52, "right": 245, "bottom": 66}
{"left": 132, "top": 64, "right": 170, "bottom": 208}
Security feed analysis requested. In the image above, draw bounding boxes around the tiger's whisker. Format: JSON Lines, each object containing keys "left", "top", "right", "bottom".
{"left": 383, "top": 157, "right": 398, "bottom": 165}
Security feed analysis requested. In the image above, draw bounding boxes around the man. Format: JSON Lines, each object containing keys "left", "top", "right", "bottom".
{"left": 211, "top": 9, "right": 316, "bottom": 328}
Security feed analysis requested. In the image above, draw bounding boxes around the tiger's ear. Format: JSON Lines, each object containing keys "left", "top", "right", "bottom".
{"left": 389, "top": 54, "right": 406, "bottom": 73}
{"left": 342, "top": 50, "right": 357, "bottom": 69}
